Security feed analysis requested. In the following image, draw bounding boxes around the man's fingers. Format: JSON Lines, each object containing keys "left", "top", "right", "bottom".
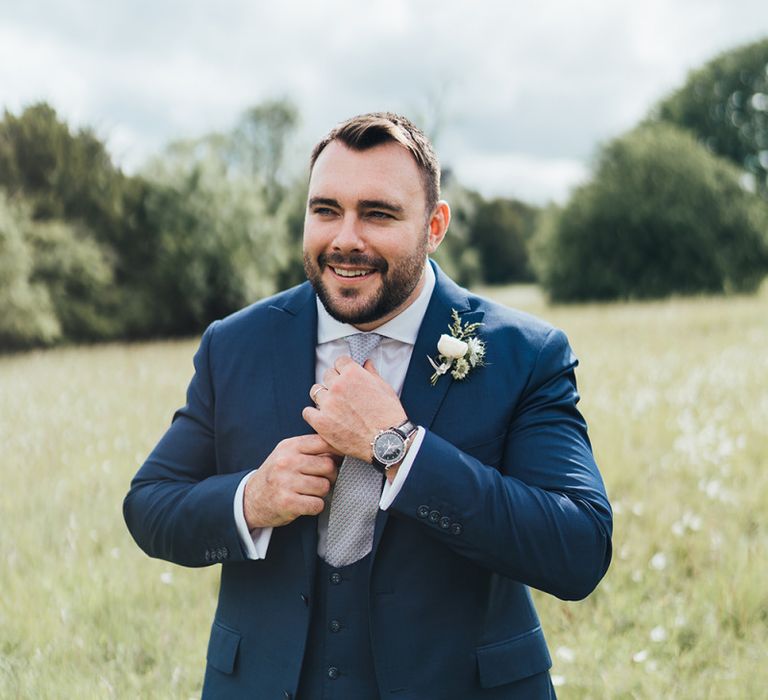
{"left": 287, "top": 432, "right": 340, "bottom": 456}
{"left": 309, "top": 383, "right": 328, "bottom": 406}
{"left": 363, "top": 359, "right": 380, "bottom": 375}
{"left": 294, "top": 494, "right": 326, "bottom": 517}
{"left": 295, "top": 473, "right": 333, "bottom": 498}
{"left": 334, "top": 355, "right": 356, "bottom": 373}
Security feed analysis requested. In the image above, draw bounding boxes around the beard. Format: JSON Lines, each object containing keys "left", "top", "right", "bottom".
{"left": 304, "top": 243, "right": 427, "bottom": 326}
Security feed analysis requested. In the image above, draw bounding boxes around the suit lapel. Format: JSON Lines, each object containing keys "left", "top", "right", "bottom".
{"left": 371, "top": 263, "right": 484, "bottom": 558}
{"left": 267, "top": 283, "right": 320, "bottom": 583}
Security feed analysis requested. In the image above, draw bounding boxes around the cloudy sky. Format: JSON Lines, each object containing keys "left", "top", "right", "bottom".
{"left": 1, "top": 0, "right": 767, "bottom": 204}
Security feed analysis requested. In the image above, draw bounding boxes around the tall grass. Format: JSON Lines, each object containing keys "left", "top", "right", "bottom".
{"left": 1, "top": 285, "right": 766, "bottom": 698}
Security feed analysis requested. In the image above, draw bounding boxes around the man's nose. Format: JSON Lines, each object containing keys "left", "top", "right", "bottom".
{"left": 332, "top": 214, "right": 366, "bottom": 252}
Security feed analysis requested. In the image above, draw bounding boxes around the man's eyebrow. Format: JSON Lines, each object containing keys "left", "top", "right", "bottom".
{"left": 308, "top": 196, "right": 340, "bottom": 209}
{"left": 358, "top": 199, "right": 404, "bottom": 215}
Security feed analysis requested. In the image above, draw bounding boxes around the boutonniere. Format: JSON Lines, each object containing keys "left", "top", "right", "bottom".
{"left": 427, "top": 309, "right": 486, "bottom": 385}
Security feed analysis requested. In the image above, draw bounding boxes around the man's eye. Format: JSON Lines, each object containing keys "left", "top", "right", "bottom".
{"left": 313, "top": 207, "right": 335, "bottom": 216}
{"left": 367, "top": 211, "right": 393, "bottom": 220}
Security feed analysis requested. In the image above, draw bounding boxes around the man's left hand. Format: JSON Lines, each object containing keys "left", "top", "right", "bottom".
{"left": 302, "top": 356, "right": 407, "bottom": 463}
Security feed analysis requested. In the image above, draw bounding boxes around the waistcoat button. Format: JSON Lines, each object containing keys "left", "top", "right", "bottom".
{"left": 327, "top": 666, "right": 340, "bottom": 680}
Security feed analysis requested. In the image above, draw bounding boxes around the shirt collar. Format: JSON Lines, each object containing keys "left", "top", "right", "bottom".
{"left": 316, "top": 261, "right": 435, "bottom": 346}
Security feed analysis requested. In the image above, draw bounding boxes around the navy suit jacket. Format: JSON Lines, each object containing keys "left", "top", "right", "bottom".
{"left": 124, "top": 262, "right": 612, "bottom": 699}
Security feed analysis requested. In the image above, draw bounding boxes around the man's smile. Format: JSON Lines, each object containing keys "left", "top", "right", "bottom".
{"left": 329, "top": 266, "right": 378, "bottom": 280}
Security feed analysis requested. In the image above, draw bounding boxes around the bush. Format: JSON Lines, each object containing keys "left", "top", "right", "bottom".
{"left": 468, "top": 195, "right": 536, "bottom": 284}
{"left": 134, "top": 155, "right": 291, "bottom": 335}
{"left": 0, "top": 192, "right": 119, "bottom": 350}
{"left": 532, "top": 123, "right": 768, "bottom": 301}
{"left": 0, "top": 194, "right": 60, "bottom": 349}
{"left": 26, "top": 218, "right": 117, "bottom": 341}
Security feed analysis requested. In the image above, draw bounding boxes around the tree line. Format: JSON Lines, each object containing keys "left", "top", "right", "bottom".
{"left": 0, "top": 100, "right": 535, "bottom": 350}
{"left": 2, "top": 37, "right": 768, "bottom": 350}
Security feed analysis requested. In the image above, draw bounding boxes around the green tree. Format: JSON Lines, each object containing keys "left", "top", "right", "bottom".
{"left": 654, "top": 37, "right": 768, "bottom": 197}
{"left": 532, "top": 123, "right": 768, "bottom": 301}
{"left": 231, "top": 98, "right": 300, "bottom": 210}
{"left": 0, "top": 102, "right": 127, "bottom": 237}
{"left": 430, "top": 171, "right": 482, "bottom": 287}
{"left": 137, "top": 150, "right": 290, "bottom": 334}
{"left": 468, "top": 196, "right": 537, "bottom": 284}
{"left": 0, "top": 193, "right": 60, "bottom": 349}
{"left": 26, "top": 219, "right": 116, "bottom": 340}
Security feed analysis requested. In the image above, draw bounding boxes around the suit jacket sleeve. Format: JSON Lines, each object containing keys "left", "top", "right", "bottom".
{"left": 123, "top": 321, "right": 251, "bottom": 567}
{"left": 391, "top": 327, "right": 612, "bottom": 601}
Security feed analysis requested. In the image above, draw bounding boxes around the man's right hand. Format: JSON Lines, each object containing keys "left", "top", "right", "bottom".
{"left": 243, "top": 434, "right": 341, "bottom": 530}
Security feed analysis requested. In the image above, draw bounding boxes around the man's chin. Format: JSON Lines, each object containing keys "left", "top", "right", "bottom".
{"left": 322, "top": 297, "right": 382, "bottom": 325}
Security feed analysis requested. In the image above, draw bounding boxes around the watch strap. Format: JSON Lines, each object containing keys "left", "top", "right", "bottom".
{"left": 393, "top": 419, "right": 418, "bottom": 440}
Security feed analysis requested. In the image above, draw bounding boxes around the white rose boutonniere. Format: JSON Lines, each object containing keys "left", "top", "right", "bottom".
{"left": 428, "top": 309, "right": 486, "bottom": 385}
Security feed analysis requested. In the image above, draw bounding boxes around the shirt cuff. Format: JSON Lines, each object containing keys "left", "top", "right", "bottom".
{"left": 234, "top": 470, "right": 273, "bottom": 559}
{"left": 379, "top": 426, "right": 425, "bottom": 510}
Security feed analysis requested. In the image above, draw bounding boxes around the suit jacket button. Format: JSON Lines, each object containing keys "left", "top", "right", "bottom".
{"left": 330, "top": 572, "right": 342, "bottom": 585}
{"left": 428, "top": 510, "right": 441, "bottom": 524}
{"left": 439, "top": 516, "right": 451, "bottom": 530}
{"left": 417, "top": 505, "right": 430, "bottom": 519}
{"left": 450, "top": 522, "right": 463, "bottom": 536}
{"left": 300, "top": 594, "right": 309, "bottom": 606}
{"left": 283, "top": 691, "right": 292, "bottom": 699}
{"left": 329, "top": 619, "right": 341, "bottom": 633}
{"left": 327, "top": 666, "right": 339, "bottom": 680}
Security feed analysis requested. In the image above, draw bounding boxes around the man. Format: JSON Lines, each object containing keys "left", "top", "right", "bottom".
{"left": 124, "top": 112, "right": 612, "bottom": 699}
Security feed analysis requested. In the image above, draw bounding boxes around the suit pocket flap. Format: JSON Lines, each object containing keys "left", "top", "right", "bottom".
{"left": 207, "top": 621, "right": 241, "bottom": 675}
{"left": 476, "top": 626, "right": 552, "bottom": 688}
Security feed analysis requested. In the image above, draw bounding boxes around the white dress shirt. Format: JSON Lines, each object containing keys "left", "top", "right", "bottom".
{"left": 234, "top": 262, "right": 435, "bottom": 559}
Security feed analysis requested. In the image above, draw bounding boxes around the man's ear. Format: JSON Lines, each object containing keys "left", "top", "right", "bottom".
{"left": 426, "top": 201, "right": 451, "bottom": 254}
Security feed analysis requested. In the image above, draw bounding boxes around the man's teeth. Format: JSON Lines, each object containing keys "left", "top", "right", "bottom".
{"left": 333, "top": 267, "right": 372, "bottom": 278}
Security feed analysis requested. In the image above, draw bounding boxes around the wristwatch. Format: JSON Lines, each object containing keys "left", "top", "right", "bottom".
{"left": 371, "top": 419, "right": 418, "bottom": 473}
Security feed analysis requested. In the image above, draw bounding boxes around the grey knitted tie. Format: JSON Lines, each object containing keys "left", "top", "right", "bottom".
{"left": 324, "top": 333, "right": 383, "bottom": 567}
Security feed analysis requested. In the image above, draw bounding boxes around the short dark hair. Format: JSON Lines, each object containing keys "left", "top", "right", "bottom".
{"left": 310, "top": 112, "right": 441, "bottom": 215}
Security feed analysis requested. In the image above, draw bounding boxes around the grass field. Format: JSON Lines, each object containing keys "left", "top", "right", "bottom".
{"left": 1, "top": 284, "right": 766, "bottom": 699}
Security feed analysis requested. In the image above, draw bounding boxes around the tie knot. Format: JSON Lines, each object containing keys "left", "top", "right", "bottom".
{"left": 346, "top": 333, "right": 382, "bottom": 365}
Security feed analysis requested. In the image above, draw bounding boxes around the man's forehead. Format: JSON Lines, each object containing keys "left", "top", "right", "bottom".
{"left": 308, "top": 140, "right": 424, "bottom": 204}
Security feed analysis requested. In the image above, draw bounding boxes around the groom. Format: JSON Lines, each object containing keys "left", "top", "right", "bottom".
{"left": 124, "top": 112, "right": 612, "bottom": 699}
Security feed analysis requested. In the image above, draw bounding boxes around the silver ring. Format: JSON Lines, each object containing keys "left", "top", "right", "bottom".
{"left": 310, "top": 385, "right": 328, "bottom": 405}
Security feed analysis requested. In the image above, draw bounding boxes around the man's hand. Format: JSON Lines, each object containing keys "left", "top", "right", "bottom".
{"left": 243, "top": 434, "right": 341, "bottom": 530}
{"left": 302, "top": 357, "right": 407, "bottom": 463}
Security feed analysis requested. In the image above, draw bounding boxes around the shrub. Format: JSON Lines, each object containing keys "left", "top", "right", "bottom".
{"left": 0, "top": 195, "right": 60, "bottom": 349}
{"left": 532, "top": 123, "right": 768, "bottom": 301}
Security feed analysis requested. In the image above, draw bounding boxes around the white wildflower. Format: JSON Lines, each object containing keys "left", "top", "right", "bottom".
{"left": 649, "top": 552, "right": 668, "bottom": 571}
{"left": 650, "top": 626, "right": 667, "bottom": 642}
{"left": 451, "top": 357, "right": 470, "bottom": 380}
{"left": 556, "top": 646, "right": 575, "bottom": 663}
{"left": 466, "top": 336, "right": 486, "bottom": 366}
{"left": 632, "top": 649, "right": 649, "bottom": 663}
{"left": 160, "top": 571, "right": 174, "bottom": 585}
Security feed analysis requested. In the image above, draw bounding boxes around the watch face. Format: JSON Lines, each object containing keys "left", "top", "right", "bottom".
{"left": 374, "top": 432, "right": 405, "bottom": 464}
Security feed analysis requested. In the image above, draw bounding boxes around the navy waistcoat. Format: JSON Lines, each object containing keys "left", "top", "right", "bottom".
{"left": 297, "top": 555, "right": 380, "bottom": 700}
